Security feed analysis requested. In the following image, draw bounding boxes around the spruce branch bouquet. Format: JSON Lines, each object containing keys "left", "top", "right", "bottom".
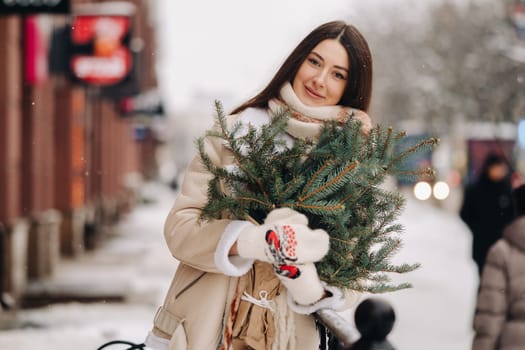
{"left": 198, "top": 101, "right": 438, "bottom": 293}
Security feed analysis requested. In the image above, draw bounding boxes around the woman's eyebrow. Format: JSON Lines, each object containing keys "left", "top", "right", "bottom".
{"left": 311, "top": 52, "right": 324, "bottom": 62}
{"left": 311, "top": 51, "right": 349, "bottom": 73}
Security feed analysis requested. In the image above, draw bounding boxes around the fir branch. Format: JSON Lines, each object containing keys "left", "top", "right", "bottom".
{"left": 300, "top": 160, "right": 333, "bottom": 200}
{"left": 342, "top": 180, "right": 382, "bottom": 211}
{"left": 389, "top": 137, "right": 440, "bottom": 169}
{"left": 278, "top": 175, "right": 306, "bottom": 203}
{"left": 299, "top": 161, "right": 358, "bottom": 202}
{"left": 199, "top": 101, "right": 437, "bottom": 293}
{"left": 213, "top": 101, "right": 272, "bottom": 204}
{"left": 393, "top": 130, "right": 407, "bottom": 141}
{"left": 329, "top": 262, "right": 353, "bottom": 282}
{"left": 361, "top": 126, "right": 376, "bottom": 161}
{"left": 236, "top": 195, "right": 274, "bottom": 210}
{"left": 362, "top": 281, "right": 414, "bottom": 293}
{"left": 379, "top": 127, "right": 393, "bottom": 160}
{"left": 290, "top": 200, "right": 346, "bottom": 215}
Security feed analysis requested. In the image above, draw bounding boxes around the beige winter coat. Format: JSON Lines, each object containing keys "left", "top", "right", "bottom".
{"left": 472, "top": 216, "right": 525, "bottom": 350}
{"left": 147, "top": 105, "right": 360, "bottom": 350}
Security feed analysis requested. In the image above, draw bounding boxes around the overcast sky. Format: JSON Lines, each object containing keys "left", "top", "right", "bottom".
{"left": 154, "top": 0, "right": 351, "bottom": 111}
{"left": 153, "top": 0, "right": 446, "bottom": 112}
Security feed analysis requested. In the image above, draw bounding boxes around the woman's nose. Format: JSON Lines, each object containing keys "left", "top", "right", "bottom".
{"left": 313, "top": 70, "right": 328, "bottom": 88}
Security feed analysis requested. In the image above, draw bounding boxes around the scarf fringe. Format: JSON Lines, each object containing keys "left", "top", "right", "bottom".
{"left": 272, "top": 291, "right": 296, "bottom": 350}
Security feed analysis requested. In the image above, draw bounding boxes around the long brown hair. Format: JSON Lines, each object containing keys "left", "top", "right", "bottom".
{"left": 231, "top": 21, "right": 373, "bottom": 115}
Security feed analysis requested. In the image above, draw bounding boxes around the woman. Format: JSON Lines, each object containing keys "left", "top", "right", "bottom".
{"left": 145, "top": 20, "right": 373, "bottom": 350}
{"left": 472, "top": 182, "right": 525, "bottom": 349}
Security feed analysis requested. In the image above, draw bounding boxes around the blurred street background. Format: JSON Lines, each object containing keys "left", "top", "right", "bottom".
{"left": 0, "top": 182, "right": 478, "bottom": 350}
{"left": 1, "top": 0, "right": 524, "bottom": 349}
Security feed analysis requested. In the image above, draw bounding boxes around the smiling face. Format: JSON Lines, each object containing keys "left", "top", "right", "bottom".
{"left": 292, "top": 39, "right": 349, "bottom": 107}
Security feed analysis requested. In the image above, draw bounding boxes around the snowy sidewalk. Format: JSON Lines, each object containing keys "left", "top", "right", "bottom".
{"left": 0, "top": 183, "right": 178, "bottom": 350}
{"left": 0, "top": 183, "right": 478, "bottom": 350}
{"left": 372, "top": 196, "right": 478, "bottom": 349}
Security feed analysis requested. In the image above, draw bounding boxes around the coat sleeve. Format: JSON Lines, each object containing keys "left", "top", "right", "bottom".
{"left": 471, "top": 239, "right": 509, "bottom": 350}
{"left": 286, "top": 283, "right": 361, "bottom": 315}
{"left": 163, "top": 120, "right": 254, "bottom": 274}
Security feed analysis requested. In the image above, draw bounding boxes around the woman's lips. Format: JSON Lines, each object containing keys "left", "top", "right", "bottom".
{"left": 305, "top": 86, "right": 324, "bottom": 99}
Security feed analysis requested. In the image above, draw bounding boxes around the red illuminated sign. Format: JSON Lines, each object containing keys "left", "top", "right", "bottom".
{"left": 24, "top": 16, "right": 50, "bottom": 85}
{"left": 70, "top": 14, "right": 133, "bottom": 86}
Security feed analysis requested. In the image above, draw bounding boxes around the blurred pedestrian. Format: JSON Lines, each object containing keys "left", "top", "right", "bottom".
{"left": 144, "top": 20, "right": 373, "bottom": 350}
{"left": 460, "top": 153, "right": 515, "bottom": 277}
{"left": 471, "top": 175, "right": 525, "bottom": 349}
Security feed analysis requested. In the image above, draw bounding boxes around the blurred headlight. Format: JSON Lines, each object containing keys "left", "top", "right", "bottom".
{"left": 433, "top": 181, "right": 450, "bottom": 200}
{"left": 414, "top": 181, "right": 432, "bottom": 200}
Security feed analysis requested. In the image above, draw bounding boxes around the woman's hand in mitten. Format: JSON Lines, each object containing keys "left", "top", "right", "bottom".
{"left": 275, "top": 263, "right": 325, "bottom": 306}
{"left": 236, "top": 207, "right": 329, "bottom": 265}
{"left": 276, "top": 262, "right": 351, "bottom": 314}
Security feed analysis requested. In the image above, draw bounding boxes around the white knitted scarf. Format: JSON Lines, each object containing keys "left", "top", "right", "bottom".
{"left": 268, "top": 82, "right": 352, "bottom": 140}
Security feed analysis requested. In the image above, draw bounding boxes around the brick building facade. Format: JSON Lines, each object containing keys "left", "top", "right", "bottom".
{"left": 0, "top": 0, "right": 161, "bottom": 309}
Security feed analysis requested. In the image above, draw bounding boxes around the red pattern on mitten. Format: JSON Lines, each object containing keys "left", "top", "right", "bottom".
{"left": 237, "top": 208, "right": 329, "bottom": 265}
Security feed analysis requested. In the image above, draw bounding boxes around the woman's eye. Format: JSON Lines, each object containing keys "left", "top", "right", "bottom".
{"left": 308, "top": 57, "right": 320, "bottom": 66}
{"left": 334, "top": 71, "right": 347, "bottom": 80}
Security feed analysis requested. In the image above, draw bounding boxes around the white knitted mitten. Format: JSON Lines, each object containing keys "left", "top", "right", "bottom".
{"left": 277, "top": 263, "right": 350, "bottom": 315}
{"left": 236, "top": 208, "right": 329, "bottom": 265}
{"left": 275, "top": 263, "right": 325, "bottom": 305}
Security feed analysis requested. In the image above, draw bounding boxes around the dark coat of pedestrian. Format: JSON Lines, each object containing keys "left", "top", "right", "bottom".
{"left": 472, "top": 184, "right": 525, "bottom": 350}
{"left": 460, "top": 153, "right": 515, "bottom": 276}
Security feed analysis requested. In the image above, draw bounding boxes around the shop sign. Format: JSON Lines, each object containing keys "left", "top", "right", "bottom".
{"left": 0, "top": 0, "right": 70, "bottom": 15}
{"left": 118, "top": 89, "right": 165, "bottom": 116}
{"left": 24, "top": 15, "right": 52, "bottom": 84}
{"left": 69, "top": 14, "right": 133, "bottom": 86}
